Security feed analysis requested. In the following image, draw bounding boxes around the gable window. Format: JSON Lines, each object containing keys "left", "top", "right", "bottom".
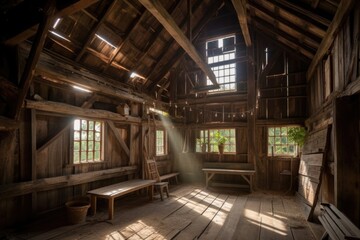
{"left": 268, "top": 126, "right": 296, "bottom": 156}
{"left": 156, "top": 130, "right": 166, "bottom": 156}
{"left": 73, "top": 119, "right": 104, "bottom": 164}
{"left": 206, "top": 35, "right": 236, "bottom": 92}
{"left": 196, "top": 129, "right": 236, "bottom": 153}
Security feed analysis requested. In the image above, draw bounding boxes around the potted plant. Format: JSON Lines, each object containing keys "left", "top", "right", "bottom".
{"left": 196, "top": 138, "right": 207, "bottom": 153}
{"left": 213, "top": 131, "right": 228, "bottom": 154}
{"left": 288, "top": 127, "right": 307, "bottom": 157}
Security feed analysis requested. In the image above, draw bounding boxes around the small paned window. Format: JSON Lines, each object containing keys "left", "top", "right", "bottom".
{"left": 267, "top": 126, "right": 297, "bottom": 156}
{"left": 156, "top": 130, "right": 166, "bottom": 156}
{"left": 206, "top": 35, "right": 236, "bottom": 92}
{"left": 73, "top": 119, "right": 104, "bottom": 164}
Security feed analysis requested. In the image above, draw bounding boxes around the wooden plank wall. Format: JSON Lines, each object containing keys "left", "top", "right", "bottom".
{"left": 0, "top": 82, "right": 146, "bottom": 228}
{"left": 305, "top": 2, "right": 359, "bottom": 226}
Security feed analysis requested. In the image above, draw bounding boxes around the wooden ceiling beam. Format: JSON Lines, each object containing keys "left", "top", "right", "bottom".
{"left": 138, "top": 0, "right": 218, "bottom": 87}
{"left": 252, "top": 19, "right": 314, "bottom": 61}
{"left": 248, "top": 4, "right": 320, "bottom": 51}
{"left": 127, "top": 0, "right": 187, "bottom": 80}
{"left": 11, "top": 0, "right": 56, "bottom": 120}
{"left": 2, "top": 0, "right": 99, "bottom": 46}
{"left": 252, "top": 0, "right": 326, "bottom": 39}
{"left": 147, "top": 1, "right": 225, "bottom": 91}
{"left": 307, "top": 0, "right": 356, "bottom": 81}
{"left": 75, "top": 0, "right": 118, "bottom": 62}
{"left": 231, "top": 0, "right": 252, "bottom": 46}
{"left": 270, "top": 0, "right": 331, "bottom": 28}
{"left": 105, "top": 8, "right": 148, "bottom": 69}
{"left": 17, "top": 43, "right": 146, "bottom": 103}
{"left": 25, "top": 100, "right": 141, "bottom": 124}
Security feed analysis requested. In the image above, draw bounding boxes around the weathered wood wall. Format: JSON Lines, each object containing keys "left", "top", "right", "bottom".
{"left": 306, "top": 2, "right": 360, "bottom": 227}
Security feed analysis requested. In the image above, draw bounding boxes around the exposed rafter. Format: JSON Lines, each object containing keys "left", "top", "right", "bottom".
{"left": 307, "top": 0, "right": 356, "bottom": 81}
{"left": 231, "top": 0, "right": 252, "bottom": 46}
{"left": 147, "top": 1, "right": 225, "bottom": 91}
{"left": 11, "top": 0, "right": 56, "bottom": 120}
{"left": 76, "top": 0, "right": 119, "bottom": 62}
{"left": 1, "top": 0, "right": 100, "bottom": 46}
{"left": 138, "top": 0, "right": 218, "bottom": 87}
{"left": 248, "top": 4, "right": 320, "bottom": 51}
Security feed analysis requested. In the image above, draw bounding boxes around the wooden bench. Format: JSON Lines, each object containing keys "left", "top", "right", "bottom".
{"left": 202, "top": 162, "right": 255, "bottom": 192}
{"left": 319, "top": 203, "right": 360, "bottom": 240}
{"left": 160, "top": 172, "right": 179, "bottom": 184}
{"left": 87, "top": 179, "right": 155, "bottom": 220}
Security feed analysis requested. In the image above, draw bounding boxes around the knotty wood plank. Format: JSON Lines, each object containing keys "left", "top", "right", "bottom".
{"left": 199, "top": 194, "right": 237, "bottom": 240}
{"left": 271, "top": 197, "right": 293, "bottom": 240}
{"left": 307, "top": 0, "right": 356, "bottom": 81}
{"left": 215, "top": 194, "right": 247, "bottom": 239}
{"left": 259, "top": 197, "right": 279, "bottom": 240}
{"left": 138, "top": 0, "right": 218, "bottom": 87}
{"left": 232, "top": 196, "right": 261, "bottom": 240}
{"left": 173, "top": 194, "right": 227, "bottom": 239}
{"left": 282, "top": 197, "right": 316, "bottom": 240}
{"left": 107, "top": 121, "right": 130, "bottom": 157}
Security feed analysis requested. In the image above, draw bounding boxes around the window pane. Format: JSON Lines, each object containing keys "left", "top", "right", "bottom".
{"left": 94, "top": 151, "right": 100, "bottom": 160}
{"left": 74, "top": 120, "right": 80, "bottom": 130}
{"left": 74, "top": 152, "right": 79, "bottom": 163}
{"left": 88, "top": 152, "right": 93, "bottom": 161}
{"left": 81, "top": 141, "right": 87, "bottom": 151}
{"left": 74, "top": 131, "right": 80, "bottom": 140}
{"left": 88, "top": 141, "right": 93, "bottom": 151}
{"left": 81, "top": 131, "right": 87, "bottom": 140}
{"left": 74, "top": 142, "right": 79, "bottom": 151}
{"left": 81, "top": 120, "right": 87, "bottom": 130}
{"left": 81, "top": 152, "right": 87, "bottom": 162}
{"left": 89, "top": 121, "right": 94, "bottom": 130}
{"left": 88, "top": 131, "right": 93, "bottom": 140}
{"left": 95, "top": 132, "right": 100, "bottom": 141}
{"left": 95, "top": 142, "right": 100, "bottom": 150}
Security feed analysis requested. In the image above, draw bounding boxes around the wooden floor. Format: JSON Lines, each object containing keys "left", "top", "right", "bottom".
{"left": 4, "top": 184, "right": 324, "bottom": 240}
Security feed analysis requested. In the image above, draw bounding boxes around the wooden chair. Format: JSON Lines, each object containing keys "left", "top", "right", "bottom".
{"left": 146, "top": 158, "right": 169, "bottom": 201}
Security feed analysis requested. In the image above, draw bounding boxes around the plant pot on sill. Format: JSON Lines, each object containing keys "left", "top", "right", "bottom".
{"left": 201, "top": 144, "right": 206, "bottom": 153}
{"left": 218, "top": 144, "right": 224, "bottom": 155}
{"left": 65, "top": 197, "right": 90, "bottom": 225}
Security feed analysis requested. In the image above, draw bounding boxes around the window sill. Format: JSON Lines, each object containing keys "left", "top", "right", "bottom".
{"left": 67, "top": 161, "right": 106, "bottom": 167}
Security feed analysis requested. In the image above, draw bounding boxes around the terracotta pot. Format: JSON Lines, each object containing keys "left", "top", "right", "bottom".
{"left": 218, "top": 144, "right": 224, "bottom": 154}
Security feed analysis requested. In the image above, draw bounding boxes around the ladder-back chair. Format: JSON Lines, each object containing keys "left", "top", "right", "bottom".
{"left": 146, "top": 158, "right": 169, "bottom": 201}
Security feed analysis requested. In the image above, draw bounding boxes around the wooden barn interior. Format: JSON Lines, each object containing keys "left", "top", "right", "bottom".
{"left": 0, "top": 0, "right": 359, "bottom": 239}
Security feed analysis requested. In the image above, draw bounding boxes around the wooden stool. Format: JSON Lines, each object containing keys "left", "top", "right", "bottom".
{"left": 155, "top": 182, "right": 169, "bottom": 201}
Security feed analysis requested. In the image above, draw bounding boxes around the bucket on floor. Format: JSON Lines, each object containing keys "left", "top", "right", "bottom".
{"left": 65, "top": 199, "right": 90, "bottom": 225}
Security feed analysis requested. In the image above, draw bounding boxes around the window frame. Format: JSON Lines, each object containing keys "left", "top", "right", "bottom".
{"left": 206, "top": 34, "right": 237, "bottom": 93}
{"left": 267, "top": 126, "right": 297, "bottom": 157}
{"left": 72, "top": 118, "right": 105, "bottom": 164}
{"left": 156, "top": 129, "right": 167, "bottom": 156}
{"left": 196, "top": 128, "right": 236, "bottom": 154}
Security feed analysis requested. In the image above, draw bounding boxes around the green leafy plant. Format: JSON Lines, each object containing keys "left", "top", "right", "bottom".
{"left": 288, "top": 127, "right": 307, "bottom": 147}
{"left": 213, "top": 131, "right": 228, "bottom": 145}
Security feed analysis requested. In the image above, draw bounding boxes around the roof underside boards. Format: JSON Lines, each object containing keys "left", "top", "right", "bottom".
{"left": 0, "top": 0, "right": 339, "bottom": 100}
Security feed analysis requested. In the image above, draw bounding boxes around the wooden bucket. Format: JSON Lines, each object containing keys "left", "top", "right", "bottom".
{"left": 65, "top": 200, "right": 90, "bottom": 225}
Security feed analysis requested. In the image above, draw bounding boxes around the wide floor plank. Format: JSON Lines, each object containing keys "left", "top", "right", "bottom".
{"left": 6, "top": 184, "right": 321, "bottom": 240}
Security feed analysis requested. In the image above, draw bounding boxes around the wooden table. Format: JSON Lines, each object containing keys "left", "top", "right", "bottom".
{"left": 87, "top": 179, "right": 155, "bottom": 220}
{"left": 202, "top": 168, "right": 256, "bottom": 192}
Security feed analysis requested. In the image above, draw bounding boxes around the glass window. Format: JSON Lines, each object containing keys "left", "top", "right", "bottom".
{"left": 206, "top": 35, "right": 236, "bottom": 92}
{"left": 196, "top": 129, "right": 236, "bottom": 153}
{"left": 268, "top": 126, "right": 297, "bottom": 156}
{"left": 156, "top": 130, "right": 166, "bottom": 156}
{"left": 73, "top": 119, "right": 104, "bottom": 164}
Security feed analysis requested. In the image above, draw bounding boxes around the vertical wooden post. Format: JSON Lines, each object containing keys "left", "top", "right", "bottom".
{"left": 31, "top": 109, "right": 37, "bottom": 213}
{"left": 247, "top": 44, "right": 257, "bottom": 183}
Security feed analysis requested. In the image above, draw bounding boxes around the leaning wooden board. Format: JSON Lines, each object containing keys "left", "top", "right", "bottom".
{"left": 296, "top": 126, "right": 331, "bottom": 221}
{"left": 87, "top": 179, "right": 155, "bottom": 220}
